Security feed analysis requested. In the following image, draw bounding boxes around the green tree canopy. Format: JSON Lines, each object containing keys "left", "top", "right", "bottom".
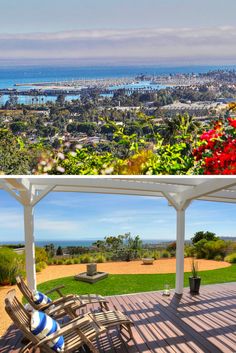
{"left": 191, "top": 231, "right": 218, "bottom": 244}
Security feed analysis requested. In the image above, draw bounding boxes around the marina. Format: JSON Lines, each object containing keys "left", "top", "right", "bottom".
{"left": 0, "top": 77, "right": 171, "bottom": 106}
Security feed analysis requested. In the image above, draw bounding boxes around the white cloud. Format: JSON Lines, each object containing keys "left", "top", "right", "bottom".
{"left": 97, "top": 207, "right": 174, "bottom": 225}
{"left": 36, "top": 218, "right": 82, "bottom": 233}
{"left": 1, "top": 26, "right": 236, "bottom": 64}
{"left": 0, "top": 208, "right": 23, "bottom": 229}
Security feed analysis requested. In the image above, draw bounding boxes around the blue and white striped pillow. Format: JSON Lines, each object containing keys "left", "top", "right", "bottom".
{"left": 32, "top": 290, "right": 52, "bottom": 307}
{"left": 31, "top": 310, "right": 64, "bottom": 352}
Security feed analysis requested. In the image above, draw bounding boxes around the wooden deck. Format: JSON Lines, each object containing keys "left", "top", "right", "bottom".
{"left": 0, "top": 283, "right": 236, "bottom": 353}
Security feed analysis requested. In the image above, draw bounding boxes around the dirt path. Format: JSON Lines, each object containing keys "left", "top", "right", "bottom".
{"left": 0, "top": 258, "right": 230, "bottom": 337}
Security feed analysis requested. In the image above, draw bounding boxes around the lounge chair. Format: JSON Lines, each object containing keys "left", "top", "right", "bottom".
{"left": 5, "top": 289, "right": 106, "bottom": 353}
{"left": 16, "top": 276, "right": 109, "bottom": 319}
{"left": 5, "top": 290, "right": 134, "bottom": 353}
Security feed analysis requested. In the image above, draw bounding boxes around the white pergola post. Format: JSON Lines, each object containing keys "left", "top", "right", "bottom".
{"left": 163, "top": 192, "right": 190, "bottom": 295}
{"left": 24, "top": 204, "right": 36, "bottom": 290}
{"left": 175, "top": 209, "right": 186, "bottom": 295}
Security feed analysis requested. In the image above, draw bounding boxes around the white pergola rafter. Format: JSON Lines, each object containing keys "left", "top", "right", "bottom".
{"left": 1, "top": 177, "right": 236, "bottom": 293}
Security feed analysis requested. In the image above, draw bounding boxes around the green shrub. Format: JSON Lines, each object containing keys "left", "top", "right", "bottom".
{"left": 160, "top": 250, "right": 171, "bottom": 258}
{"left": 96, "top": 255, "right": 106, "bottom": 263}
{"left": 194, "top": 239, "right": 208, "bottom": 258}
{"left": 142, "top": 251, "right": 152, "bottom": 258}
{"left": 47, "top": 259, "right": 54, "bottom": 265}
{"left": 57, "top": 259, "right": 64, "bottom": 265}
{"left": 35, "top": 261, "right": 47, "bottom": 272}
{"left": 80, "top": 254, "right": 93, "bottom": 263}
{"left": 184, "top": 245, "right": 195, "bottom": 257}
{"left": 214, "top": 255, "right": 223, "bottom": 261}
{"left": 53, "top": 259, "right": 58, "bottom": 265}
{"left": 40, "top": 261, "right": 47, "bottom": 269}
{"left": 204, "top": 240, "right": 227, "bottom": 260}
{"left": 36, "top": 264, "right": 42, "bottom": 272}
{"left": 105, "top": 253, "right": 112, "bottom": 261}
{"left": 35, "top": 247, "right": 48, "bottom": 264}
{"left": 151, "top": 251, "right": 160, "bottom": 260}
{"left": 0, "top": 248, "right": 25, "bottom": 285}
{"left": 65, "top": 259, "right": 74, "bottom": 265}
{"left": 225, "top": 253, "right": 236, "bottom": 263}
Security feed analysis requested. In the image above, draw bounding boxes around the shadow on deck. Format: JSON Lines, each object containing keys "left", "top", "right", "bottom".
{"left": 0, "top": 282, "right": 236, "bottom": 353}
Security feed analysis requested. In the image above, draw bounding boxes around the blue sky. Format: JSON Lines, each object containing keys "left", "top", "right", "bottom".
{"left": 0, "top": 190, "right": 235, "bottom": 243}
{"left": 0, "top": 0, "right": 236, "bottom": 65}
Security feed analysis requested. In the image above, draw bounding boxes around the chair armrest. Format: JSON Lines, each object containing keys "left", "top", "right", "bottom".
{"left": 37, "top": 296, "right": 70, "bottom": 310}
{"left": 40, "top": 295, "right": 83, "bottom": 312}
{"left": 45, "top": 285, "right": 65, "bottom": 297}
{"left": 46, "top": 298, "right": 85, "bottom": 315}
{"left": 60, "top": 315, "right": 85, "bottom": 327}
{"left": 34, "top": 316, "right": 106, "bottom": 348}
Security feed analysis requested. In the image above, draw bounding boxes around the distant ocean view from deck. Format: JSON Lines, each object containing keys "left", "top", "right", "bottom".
{"left": 1, "top": 64, "right": 236, "bottom": 105}
{"left": 0, "top": 239, "right": 170, "bottom": 248}
{"left": 1, "top": 64, "right": 236, "bottom": 89}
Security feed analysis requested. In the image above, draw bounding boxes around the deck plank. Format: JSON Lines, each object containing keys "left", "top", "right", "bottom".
{"left": 0, "top": 283, "right": 236, "bottom": 353}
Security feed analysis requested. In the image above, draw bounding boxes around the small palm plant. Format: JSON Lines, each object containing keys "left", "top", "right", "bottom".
{"left": 189, "top": 258, "right": 201, "bottom": 294}
{"left": 191, "top": 258, "right": 198, "bottom": 278}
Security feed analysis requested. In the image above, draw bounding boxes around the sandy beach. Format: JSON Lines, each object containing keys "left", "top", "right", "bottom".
{"left": 0, "top": 258, "right": 230, "bottom": 337}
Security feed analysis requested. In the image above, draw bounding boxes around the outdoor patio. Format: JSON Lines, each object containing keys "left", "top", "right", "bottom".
{"left": 1, "top": 178, "right": 236, "bottom": 352}
{"left": 1, "top": 282, "right": 236, "bottom": 353}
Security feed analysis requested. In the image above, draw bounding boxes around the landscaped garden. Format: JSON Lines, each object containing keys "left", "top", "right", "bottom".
{"left": 1, "top": 230, "right": 236, "bottom": 337}
{"left": 37, "top": 264, "right": 236, "bottom": 297}
{"left": 1, "top": 231, "right": 236, "bottom": 286}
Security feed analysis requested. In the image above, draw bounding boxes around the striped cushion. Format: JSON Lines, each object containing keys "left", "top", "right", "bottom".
{"left": 32, "top": 290, "right": 52, "bottom": 307}
{"left": 31, "top": 310, "right": 64, "bottom": 352}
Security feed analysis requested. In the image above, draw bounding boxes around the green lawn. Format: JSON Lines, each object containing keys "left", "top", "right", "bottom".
{"left": 38, "top": 264, "right": 236, "bottom": 298}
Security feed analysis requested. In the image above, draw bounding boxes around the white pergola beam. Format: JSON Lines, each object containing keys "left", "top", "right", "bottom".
{"left": 31, "top": 186, "right": 55, "bottom": 207}
{"left": 25, "top": 178, "right": 187, "bottom": 195}
{"left": 198, "top": 196, "right": 236, "bottom": 204}
{"left": 0, "top": 180, "right": 23, "bottom": 204}
{"left": 51, "top": 186, "right": 164, "bottom": 198}
{"left": 180, "top": 179, "right": 236, "bottom": 203}
{"left": 162, "top": 192, "right": 181, "bottom": 210}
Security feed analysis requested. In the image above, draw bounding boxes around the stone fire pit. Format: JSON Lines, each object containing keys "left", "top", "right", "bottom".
{"left": 75, "top": 263, "right": 108, "bottom": 283}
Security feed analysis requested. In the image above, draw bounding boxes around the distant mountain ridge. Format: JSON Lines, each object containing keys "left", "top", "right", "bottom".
{"left": 220, "top": 236, "right": 236, "bottom": 241}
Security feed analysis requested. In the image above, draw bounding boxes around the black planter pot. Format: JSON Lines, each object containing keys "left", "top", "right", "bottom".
{"left": 189, "top": 276, "right": 201, "bottom": 294}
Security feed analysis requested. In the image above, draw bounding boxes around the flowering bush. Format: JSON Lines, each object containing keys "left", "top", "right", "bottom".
{"left": 36, "top": 114, "right": 195, "bottom": 175}
{"left": 33, "top": 109, "right": 236, "bottom": 175}
{"left": 193, "top": 107, "right": 236, "bottom": 174}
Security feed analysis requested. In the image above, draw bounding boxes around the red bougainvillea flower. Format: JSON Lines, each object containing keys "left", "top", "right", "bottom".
{"left": 193, "top": 116, "right": 236, "bottom": 175}
{"left": 228, "top": 117, "right": 236, "bottom": 128}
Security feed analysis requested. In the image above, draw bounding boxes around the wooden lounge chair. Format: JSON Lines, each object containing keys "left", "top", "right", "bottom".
{"left": 16, "top": 276, "right": 109, "bottom": 319}
{"left": 5, "top": 290, "right": 106, "bottom": 353}
{"left": 89, "top": 310, "right": 134, "bottom": 340}
{"left": 5, "top": 290, "right": 134, "bottom": 352}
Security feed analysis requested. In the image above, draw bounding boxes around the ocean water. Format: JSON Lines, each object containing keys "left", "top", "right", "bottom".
{"left": 0, "top": 94, "right": 81, "bottom": 105}
{"left": 0, "top": 64, "right": 236, "bottom": 89}
{"left": 1, "top": 64, "right": 235, "bottom": 105}
{"left": 0, "top": 239, "right": 171, "bottom": 248}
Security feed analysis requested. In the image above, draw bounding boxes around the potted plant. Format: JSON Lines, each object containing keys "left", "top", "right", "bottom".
{"left": 189, "top": 258, "right": 201, "bottom": 294}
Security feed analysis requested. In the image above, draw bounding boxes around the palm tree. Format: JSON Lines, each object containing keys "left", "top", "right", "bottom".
{"left": 163, "top": 113, "right": 201, "bottom": 144}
